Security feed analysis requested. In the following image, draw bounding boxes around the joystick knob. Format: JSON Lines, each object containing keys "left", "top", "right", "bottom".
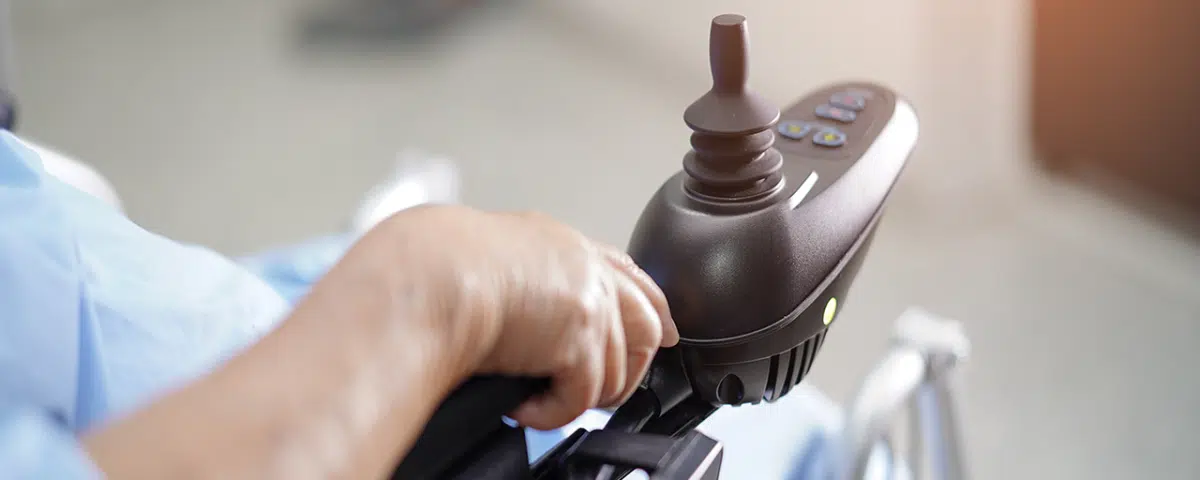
{"left": 682, "top": 14, "right": 783, "bottom": 200}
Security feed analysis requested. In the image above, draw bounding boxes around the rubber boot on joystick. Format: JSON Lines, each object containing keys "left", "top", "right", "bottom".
{"left": 682, "top": 14, "right": 783, "bottom": 201}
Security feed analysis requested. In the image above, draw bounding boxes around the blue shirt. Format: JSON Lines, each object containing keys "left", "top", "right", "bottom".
{"left": 0, "top": 132, "right": 309, "bottom": 477}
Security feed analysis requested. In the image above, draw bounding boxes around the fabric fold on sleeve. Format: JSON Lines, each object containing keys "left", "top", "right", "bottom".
{"left": 0, "top": 406, "right": 104, "bottom": 479}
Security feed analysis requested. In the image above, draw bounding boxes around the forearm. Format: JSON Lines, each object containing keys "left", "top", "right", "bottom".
{"left": 82, "top": 254, "right": 463, "bottom": 479}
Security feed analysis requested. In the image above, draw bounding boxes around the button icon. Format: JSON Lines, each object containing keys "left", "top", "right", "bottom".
{"left": 829, "top": 92, "right": 867, "bottom": 111}
{"left": 815, "top": 104, "right": 856, "bottom": 123}
{"left": 776, "top": 121, "right": 813, "bottom": 140}
{"left": 813, "top": 129, "right": 846, "bottom": 148}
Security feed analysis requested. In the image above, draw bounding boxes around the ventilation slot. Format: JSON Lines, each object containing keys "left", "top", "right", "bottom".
{"left": 763, "top": 353, "right": 780, "bottom": 401}
{"left": 778, "top": 346, "right": 800, "bottom": 398}
{"left": 801, "top": 332, "right": 825, "bottom": 378}
{"left": 794, "top": 339, "right": 813, "bottom": 386}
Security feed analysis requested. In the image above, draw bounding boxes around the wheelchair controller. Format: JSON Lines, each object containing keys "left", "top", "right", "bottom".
{"left": 392, "top": 13, "right": 920, "bottom": 480}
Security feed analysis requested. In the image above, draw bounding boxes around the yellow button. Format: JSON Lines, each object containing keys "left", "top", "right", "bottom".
{"left": 813, "top": 129, "right": 847, "bottom": 148}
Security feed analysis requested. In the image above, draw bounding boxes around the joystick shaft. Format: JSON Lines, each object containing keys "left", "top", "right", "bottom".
{"left": 682, "top": 14, "right": 783, "bottom": 200}
{"left": 709, "top": 15, "right": 750, "bottom": 96}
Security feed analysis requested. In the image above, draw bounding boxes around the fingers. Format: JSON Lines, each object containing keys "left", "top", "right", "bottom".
{"left": 510, "top": 331, "right": 605, "bottom": 431}
{"left": 511, "top": 265, "right": 618, "bottom": 431}
{"left": 601, "top": 271, "right": 661, "bottom": 408}
{"left": 510, "top": 259, "right": 660, "bottom": 427}
{"left": 596, "top": 244, "right": 679, "bottom": 347}
{"left": 478, "top": 212, "right": 681, "bottom": 428}
{"left": 599, "top": 279, "right": 628, "bottom": 408}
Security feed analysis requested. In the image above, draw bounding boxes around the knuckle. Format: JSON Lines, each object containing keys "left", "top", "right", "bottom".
{"left": 564, "top": 368, "right": 602, "bottom": 411}
{"left": 569, "top": 275, "right": 618, "bottom": 322}
{"left": 628, "top": 309, "right": 662, "bottom": 348}
{"left": 556, "top": 297, "right": 610, "bottom": 364}
{"left": 629, "top": 342, "right": 657, "bottom": 364}
{"left": 624, "top": 351, "right": 655, "bottom": 386}
{"left": 564, "top": 290, "right": 603, "bottom": 321}
{"left": 608, "top": 249, "right": 637, "bottom": 268}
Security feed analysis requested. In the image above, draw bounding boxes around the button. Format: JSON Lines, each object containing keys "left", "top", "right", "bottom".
{"left": 815, "top": 104, "right": 856, "bottom": 123}
{"left": 776, "top": 121, "right": 813, "bottom": 140}
{"left": 844, "top": 87, "right": 875, "bottom": 99}
{"left": 829, "top": 92, "right": 867, "bottom": 111}
{"left": 813, "top": 128, "right": 846, "bottom": 148}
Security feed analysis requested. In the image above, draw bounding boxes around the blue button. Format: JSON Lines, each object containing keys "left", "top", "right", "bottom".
{"left": 815, "top": 104, "right": 856, "bottom": 123}
{"left": 829, "top": 92, "right": 867, "bottom": 111}
{"left": 777, "top": 121, "right": 813, "bottom": 140}
{"left": 812, "top": 128, "right": 846, "bottom": 148}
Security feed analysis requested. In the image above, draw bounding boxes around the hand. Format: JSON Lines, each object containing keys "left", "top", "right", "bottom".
{"left": 367, "top": 205, "right": 679, "bottom": 431}
{"left": 78, "top": 205, "right": 677, "bottom": 480}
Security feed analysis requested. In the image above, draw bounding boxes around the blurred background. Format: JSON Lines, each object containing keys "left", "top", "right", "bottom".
{"left": 7, "top": 0, "right": 1200, "bottom": 478}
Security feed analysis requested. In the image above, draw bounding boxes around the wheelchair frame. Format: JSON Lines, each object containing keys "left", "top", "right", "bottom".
{"left": 841, "top": 308, "right": 970, "bottom": 480}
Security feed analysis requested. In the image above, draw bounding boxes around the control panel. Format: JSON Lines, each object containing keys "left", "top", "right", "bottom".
{"left": 773, "top": 83, "right": 902, "bottom": 209}
{"left": 626, "top": 13, "right": 919, "bottom": 405}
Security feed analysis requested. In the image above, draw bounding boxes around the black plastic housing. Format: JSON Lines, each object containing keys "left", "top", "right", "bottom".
{"left": 628, "top": 83, "right": 919, "bottom": 406}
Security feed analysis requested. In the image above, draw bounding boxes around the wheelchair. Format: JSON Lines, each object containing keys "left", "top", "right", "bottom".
{"left": 0, "top": 3, "right": 971, "bottom": 478}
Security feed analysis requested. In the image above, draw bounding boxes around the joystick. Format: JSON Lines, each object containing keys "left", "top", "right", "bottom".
{"left": 391, "top": 13, "right": 920, "bottom": 480}
{"left": 682, "top": 14, "right": 783, "bottom": 200}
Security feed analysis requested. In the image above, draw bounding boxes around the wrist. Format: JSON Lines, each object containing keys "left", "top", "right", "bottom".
{"left": 353, "top": 211, "right": 498, "bottom": 390}
{"left": 324, "top": 249, "right": 460, "bottom": 400}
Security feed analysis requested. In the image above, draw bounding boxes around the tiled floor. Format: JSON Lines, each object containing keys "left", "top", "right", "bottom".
{"left": 11, "top": 1, "right": 1200, "bottom": 478}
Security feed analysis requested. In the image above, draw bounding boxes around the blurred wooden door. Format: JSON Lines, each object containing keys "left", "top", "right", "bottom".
{"left": 1032, "top": 1, "right": 1200, "bottom": 211}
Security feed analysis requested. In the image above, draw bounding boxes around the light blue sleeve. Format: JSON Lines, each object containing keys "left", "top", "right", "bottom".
{"left": 238, "top": 234, "right": 357, "bottom": 304}
{"left": 0, "top": 133, "right": 106, "bottom": 478}
{"left": 0, "top": 130, "right": 289, "bottom": 478}
{"left": 0, "top": 408, "right": 103, "bottom": 479}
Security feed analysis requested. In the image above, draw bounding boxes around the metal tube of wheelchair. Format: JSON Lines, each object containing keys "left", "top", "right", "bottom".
{"left": 840, "top": 346, "right": 927, "bottom": 480}
{"left": 909, "top": 384, "right": 925, "bottom": 479}
{"left": 924, "top": 359, "right": 968, "bottom": 480}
